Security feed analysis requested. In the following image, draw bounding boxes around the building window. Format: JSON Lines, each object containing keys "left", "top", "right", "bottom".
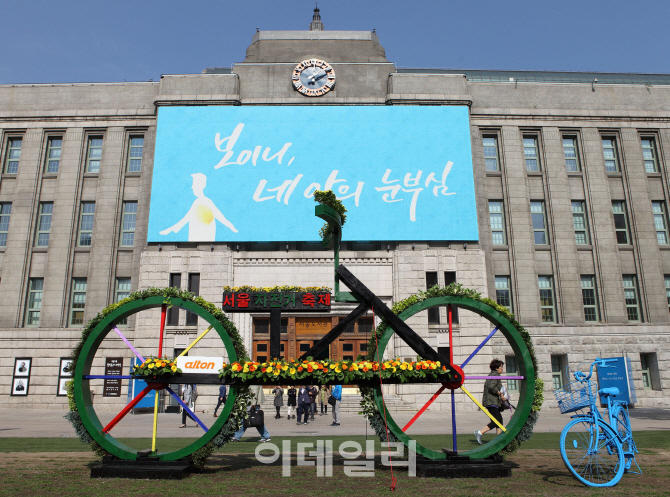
{"left": 602, "top": 137, "right": 619, "bottom": 173}
{"left": 523, "top": 136, "right": 540, "bottom": 172}
{"left": 78, "top": 202, "right": 95, "bottom": 247}
{"left": 426, "top": 272, "right": 439, "bottom": 324}
{"left": 127, "top": 136, "right": 144, "bottom": 172}
{"left": 489, "top": 201, "right": 506, "bottom": 245}
{"left": 531, "top": 201, "right": 548, "bottom": 245}
{"left": 641, "top": 138, "right": 659, "bottom": 173}
{"left": 612, "top": 201, "right": 630, "bottom": 244}
{"left": 505, "top": 355, "right": 519, "bottom": 392}
{"left": 186, "top": 273, "right": 200, "bottom": 326}
{"left": 86, "top": 136, "right": 103, "bottom": 173}
{"left": 444, "top": 271, "right": 459, "bottom": 323}
{"left": 563, "top": 137, "right": 580, "bottom": 172}
{"left": 571, "top": 201, "right": 589, "bottom": 245}
{"left": 167, "top": 273, "right": 181, "bottom": 326}
{"left": 640, "top": 353, "right": 659, "bottom": 391}
{"left": 581, "top": 275, "right": 599, "bottom": 322}
{"left": 26, "top": 278, "right": 43, "bottom": 326}
{"left": 4, "top": 137, "right": 22, "bottom": 174}
{"left": 115, "top": 278, "right": 131, "bottom": 325}
{"left": 551, "top": 355, "right": 565, "bottom": 390}
{"left": 45, "top": 137, "right": 62, "bottom": 174}
{"left": 495, "top": 276, "right": 512, "bottom": 312}
{"left": 357, "top": 317, "right": 374, "bottom": 334}
{"left": 0, "top": 203, "right": 11, "bottom": 247}
{"left": 623, "top": 275, "right": 642, "bottom": 322}
{"left": 69, "top": 278, "right": 87, "bottom": 326}
{"left": 36, "top": 202, "right": 53, "bottom": 247}
{"left": 652, "top": 201, "right": 669, "bottom": 244}
{"left": 483, "top": 135, "right": 500, "bottom": 171}
{"left": 538, "top": 276, "right": 556, "bottom": 323}
{"left": 254, "top": 318, "right": 269, "bottom": 334}
{"left": 121, "top": 201, "right": 137, "bottom": 246}
{"left": 665, "top": 275, "right": 670, "bottom": 314}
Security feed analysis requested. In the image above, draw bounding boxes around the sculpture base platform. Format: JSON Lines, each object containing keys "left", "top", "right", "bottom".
{"left": 90, "top": 455, "right": 195, "bottom": 480}
{"left": 415, "top": 451, "right": 511, "bottom": 479}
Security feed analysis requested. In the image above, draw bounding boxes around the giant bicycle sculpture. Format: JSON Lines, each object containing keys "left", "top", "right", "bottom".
{"left": 67, "top": 202, "right": 541, "bottom": 468}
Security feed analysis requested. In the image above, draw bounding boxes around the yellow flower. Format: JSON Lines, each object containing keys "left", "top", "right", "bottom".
{"left": 436, "top": 361, "right": 441, "bottom": 367}
{"left": 289, "top": 368, "right": 296, "bottom": 375}
{"left": 408, "top": 365, "right": 413, "bottom": 371}
{"left": 335, "top": 367, "right": 341, "bottom": 373}
{"left": 148, "top": 364, "right": 155, "bottom": 369}
{"left": 400, "top": 363, "right": 407, "bottom": 370}
{"left": 273, "top": 369, "right": 280, "bottom": 376}
{"left": 267, "top": 366, "right": 273, "bottom": 373}
{"left": 171, "top": 366, "right": 177, "bottom": 372}
{"left": 351, "top": 363, "right": 359, "bottom": 371}
{"left": 243, "top": 366, "right": 249, "bottom": 373}
{"left": 330, "top": 364, "right": 336, "bottom": 369}
{"left": 282, "top": 365, "right": 288, "bottom": 371}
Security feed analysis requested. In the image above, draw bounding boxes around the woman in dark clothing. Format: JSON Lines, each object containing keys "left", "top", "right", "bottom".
{"left": 286, "top": 386, "right": 297, "bottom": 420}
{"left": 474, "top": 359, "right": 506, "bottom": 444}
{"left": 272, "top": 387, "right": 284, "bottom": 419}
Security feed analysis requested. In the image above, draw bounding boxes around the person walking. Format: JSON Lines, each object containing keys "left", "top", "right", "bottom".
{"left": 287, "top": 386, "right": 297, "bottom": 420}
{"left": 213, "top": 384, "right": 227, "bottom": 417}
{"left": 319, "top": 385, "right": 329, "bottom": 415}
{"left": 231, "top": 387, "right": 270, "bottom": 442}
{"left": 272, "top": 386, "right": 284, "bottom": 419}
{"left": 297, "top": 385, "right": 311, "bottom": 425}
{"left": 179, "top": 383, "right": 198, "bottom": 428}
{"left": 331, "top": 384, "right": 342, "bottom": 426}
{"left": 308, "top": 385, "right": 318, "bottom": 421}
{"left": 474, "top": 359, "right": 506, "bottom": 444}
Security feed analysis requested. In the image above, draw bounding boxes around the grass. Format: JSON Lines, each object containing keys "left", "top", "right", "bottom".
{"left": 0, "top": 433, "right": 669, "bottom": 496}
{"left": 2, "top": 430, "right": 669, "bottom": 453}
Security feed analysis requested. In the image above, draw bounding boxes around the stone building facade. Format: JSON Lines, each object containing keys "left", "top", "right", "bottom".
{"left": 1, "top": 16, "right": 668, "bottom": 411}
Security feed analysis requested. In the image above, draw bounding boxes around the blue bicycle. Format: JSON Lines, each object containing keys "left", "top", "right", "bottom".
{"left": 554, "top": 358, "right": 640, "bottom": 487}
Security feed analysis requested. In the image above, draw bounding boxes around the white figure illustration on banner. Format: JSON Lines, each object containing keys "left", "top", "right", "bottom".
{"left": 160, "top": 173, "right": 238, "bottom": 241}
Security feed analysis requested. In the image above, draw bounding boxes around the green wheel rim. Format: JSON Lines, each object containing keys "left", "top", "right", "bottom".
{"left": 74, "top": 296, "right": 238, "bottom": 461}
{"left": 372, "top": 295, "right": 536, "bottom": 460}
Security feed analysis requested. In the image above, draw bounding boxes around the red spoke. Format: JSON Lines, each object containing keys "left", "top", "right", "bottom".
{"left": 102, "top": 385, "right": 153, "bottom": 434}
{"left": 402, "top": 383, "right": 447, "bottom": 432}
{"left": 158, "top": 305, "right": 167, "bottom": 357}
{"left": 448, "top": 304, "right": 453, "bottom": 364}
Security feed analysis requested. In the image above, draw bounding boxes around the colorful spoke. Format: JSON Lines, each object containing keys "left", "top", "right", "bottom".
{"left": 152, "top": 392, "right": 160, "bottom": 453}
{"left": 102, "top": 385, "right": 153, "bottom": 434}
{"left": 178, "top": 325, "right": 213, "bottom": 357}
{"left": 448, "top": 304, "right": 454, "bottom": 363}
{"left": 460, "top": 326, "right": 499, "bottom": 369}
{"left": 460, "top": 385, "right": 506, "bottom": 432}
{"left": 158, "top": 305, "right": 167, "bottom": 357}
{"left": 451, "top": 389, "right": 457, "bottom": 452}
{"left": 166, "top": 386, "right": 208, "bottom": 431}
{"left": 401, "top": 384, "right": 447, "bottom": 432}
{"left": 85, "top": 375, "right": 133, "bottom": 380}
{"left": 113, "top": 326, "right": 146, "bottom": 363}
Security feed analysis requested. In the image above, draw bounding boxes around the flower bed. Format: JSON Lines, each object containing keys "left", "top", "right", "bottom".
{"left": 219, "top": 358, "right": 449, "bottom": 385}
{"left": 130, "top": 357, "right": 181, "bottom": 378}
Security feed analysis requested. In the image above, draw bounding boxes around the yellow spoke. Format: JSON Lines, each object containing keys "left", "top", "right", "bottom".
{"left": 151, "top": 393, "right": 159, "bottom": 453}
{"left": 460, "top": 385, "right": 506, "bottom": 433}
{"left": 178, "top": 325, "right": 213, "bottom": 357}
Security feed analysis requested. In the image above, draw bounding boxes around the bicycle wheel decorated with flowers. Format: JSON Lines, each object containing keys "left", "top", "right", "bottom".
{"left": 362, "top": 289, "right": 541, "bottom": 460}
{"left": 67, "top": 288, "right": 249, "bottom": 463}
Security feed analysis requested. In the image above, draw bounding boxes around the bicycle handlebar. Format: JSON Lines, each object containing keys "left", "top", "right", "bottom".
{"left": 574, "top": 357, "right": 617, "bottom": 381}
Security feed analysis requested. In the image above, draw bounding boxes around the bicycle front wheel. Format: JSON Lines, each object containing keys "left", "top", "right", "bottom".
{"left": 560, "top": 417, "right": 624, "bottom": 487}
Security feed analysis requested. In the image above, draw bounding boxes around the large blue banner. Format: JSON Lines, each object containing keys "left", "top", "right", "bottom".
{"left": 148, "top": 106, "right": 478, "bottom": 242}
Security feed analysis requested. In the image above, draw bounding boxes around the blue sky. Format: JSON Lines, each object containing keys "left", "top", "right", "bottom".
{"left": 1, "top": 0, "right": 668, "bottom": 84}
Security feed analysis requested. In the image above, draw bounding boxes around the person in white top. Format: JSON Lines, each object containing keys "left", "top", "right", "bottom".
{"left": 160, "top": 173, "right": 238, "bottom": 241}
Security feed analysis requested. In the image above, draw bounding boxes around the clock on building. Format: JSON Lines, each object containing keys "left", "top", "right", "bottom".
{"left": 292, "top": 58, "right": 336, "bottom": 97}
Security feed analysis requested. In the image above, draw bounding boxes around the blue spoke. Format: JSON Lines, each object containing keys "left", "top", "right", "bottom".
{"left": 166, "top": 386, "right": 208, "bottom": 432}
{"left": 460, "top": 326, "right": 499, "bottom": 368}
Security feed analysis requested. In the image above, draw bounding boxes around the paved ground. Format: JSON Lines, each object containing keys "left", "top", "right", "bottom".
{"left": 1, "top": 405, "right": 668, "bottom": 439}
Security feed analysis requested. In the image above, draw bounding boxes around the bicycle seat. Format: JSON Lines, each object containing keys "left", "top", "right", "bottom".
{"left": 598, "top": 387, "right": 620, "bottom": 397}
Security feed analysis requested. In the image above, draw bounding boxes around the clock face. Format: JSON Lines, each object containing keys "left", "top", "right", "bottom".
{"left": 292, "top": 59, "right": 336, "bottom": 97}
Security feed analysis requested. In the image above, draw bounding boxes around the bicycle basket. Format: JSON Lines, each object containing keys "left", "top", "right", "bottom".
{"left": 554, "top": 379, "right": 597, "bottom": 414}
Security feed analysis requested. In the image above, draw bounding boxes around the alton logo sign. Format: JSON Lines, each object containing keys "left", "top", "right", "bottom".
{"left": 176, "top": 356, "right": 223, "bottom": 373}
